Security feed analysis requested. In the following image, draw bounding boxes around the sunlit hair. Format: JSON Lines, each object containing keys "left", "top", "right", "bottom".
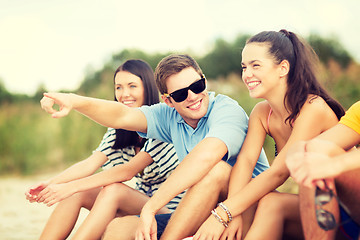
{"left": 247, "top": 29, "right": 344, "bottom": 125}
{"left": 155, "top": 54, "right": 203, "bottom": 94}
{"left": 112, "top": 59, "right": 159, "bottom": 149}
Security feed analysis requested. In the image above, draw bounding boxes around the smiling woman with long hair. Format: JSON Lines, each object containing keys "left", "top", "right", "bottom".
{"left": 194, "top": 30, "right": 344, "bottom": 240}
{"left": 25, "top": 59, "right": 184, "bottom": 240}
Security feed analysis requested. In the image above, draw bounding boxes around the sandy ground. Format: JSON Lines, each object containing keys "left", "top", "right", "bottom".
{"left": 0, "top": 174, "right": 88, "bottom": 240}
{"left": 0, "top": 173, "right": 297, "bottom": 240}
{"left": 0, "top": 173, "right": 138, "bottom": 240}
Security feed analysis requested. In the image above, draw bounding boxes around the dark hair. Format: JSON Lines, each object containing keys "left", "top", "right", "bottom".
{"left": 155, "top": 54, "right": 203, "bottom": 94}
{"left": 112, "top": 59, "right": 159, "bottom": 149}
{"left": 247, "top": 29, "right": 344, "bottom": 125}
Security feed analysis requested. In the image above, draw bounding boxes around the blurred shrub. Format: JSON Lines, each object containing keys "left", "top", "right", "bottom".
{"left": 0, "top": 32, "right": 359, "bottom": 175}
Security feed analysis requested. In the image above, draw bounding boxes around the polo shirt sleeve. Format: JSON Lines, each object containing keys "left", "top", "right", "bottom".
{"left": 137, "top": 103, "right": 173, "bottom": 143}
{"left": 339, "top": 101, "right": 360, "bottom": 135}
{"left": 205, "top": 94, "right": 249, "bottom": 160}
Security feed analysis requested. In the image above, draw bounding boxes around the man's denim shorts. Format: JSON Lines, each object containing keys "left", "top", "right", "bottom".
{"left": 155, "top": 213, "right": 172, "bottom": 239}
{"left": 339, "top": 205, "right": 360, "bottom": 240}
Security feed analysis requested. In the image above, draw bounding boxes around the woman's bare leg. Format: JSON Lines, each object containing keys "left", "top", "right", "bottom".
{"left": 245, "top": 192, "right": 303, "bottom": 240}
{"left": 39, "top": 188, "right": 100, "bottom": 240}
{"left": 72, "top": 183, "right": 170, "bottom": 240}
{"left": 103, "top": 215, "right": 141, "bottom": 240}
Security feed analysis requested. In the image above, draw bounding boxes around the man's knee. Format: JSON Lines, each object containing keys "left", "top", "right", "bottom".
{"left": 201, "top": 161, "right": 231, "bottom": 186}
{"left": 191, "top": 161, "right": 231, "bottom": 201}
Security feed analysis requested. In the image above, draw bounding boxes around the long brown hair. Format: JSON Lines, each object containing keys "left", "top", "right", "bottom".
{"left": 112, "top": 59, "right": 159, "bottom": 149}
{"left": 247, "top": 30, "right": 345, "bottom": 125}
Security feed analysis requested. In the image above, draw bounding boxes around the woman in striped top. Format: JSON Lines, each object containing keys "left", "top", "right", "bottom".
{"left": 25, "top": 59, "right": 184, "bottom": 240}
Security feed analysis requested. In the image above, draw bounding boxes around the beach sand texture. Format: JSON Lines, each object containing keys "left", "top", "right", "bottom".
{"left": 0, "top": 173, "right": 296, "bottom": 240}
{"left": 0, "top": 174, "right": 87, "bottom": 240}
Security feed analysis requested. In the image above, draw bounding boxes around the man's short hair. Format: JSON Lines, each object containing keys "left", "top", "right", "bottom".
{"left": 155, "top": 54, "right": 203, "bottom": 94}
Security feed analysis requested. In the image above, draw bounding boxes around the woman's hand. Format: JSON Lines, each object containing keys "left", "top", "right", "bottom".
{"left": 135, "top": 208, "right": 157, "bottom": 240}
{"left": 36, "top": 182, "right": 77, "bottom": 206}
{"left": 220, "top": 215, "right": 243, "bottom": 240}
{"left": 25, "top": 182, "right": 49, "bottom": 203}
{"left": 193, "top": 214, "right": 226, "bottom": 240}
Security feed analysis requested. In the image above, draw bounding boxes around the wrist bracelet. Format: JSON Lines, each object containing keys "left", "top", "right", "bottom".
{"left": 218, "top": 202, "right": 233, "bottom": 223}
{"left": 211, "top": 209, "right": 228, "bottom": 228}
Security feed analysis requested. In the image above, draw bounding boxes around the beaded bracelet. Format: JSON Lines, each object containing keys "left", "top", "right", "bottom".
{"left": 211, "top": 209, "right": 229, "bottom": 228}
{"left": 218, "top": 202, "right": 233, "bottom": 223}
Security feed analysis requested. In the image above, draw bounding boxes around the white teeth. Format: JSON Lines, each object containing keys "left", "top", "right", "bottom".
{"left": 123, "top": 101, "right": 135, "bottom": 105}
{"left": 248, "top": 81, "right": 260, "bottom": 87}
{"left": 189, "top": 101, "right": 201, "bottom": 110}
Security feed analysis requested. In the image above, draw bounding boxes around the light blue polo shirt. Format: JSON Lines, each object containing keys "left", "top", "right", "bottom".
{"left": 138, "top": 92, "right": 269, "bottom": 177}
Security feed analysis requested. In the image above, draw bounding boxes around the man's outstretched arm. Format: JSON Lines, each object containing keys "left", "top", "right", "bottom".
{"left": 40, "top": 92, "right": 147, "bottom": 132}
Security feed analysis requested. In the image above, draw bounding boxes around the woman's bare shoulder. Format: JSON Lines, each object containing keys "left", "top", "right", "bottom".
{"left": 251, "top": 100, "right": 271, "bottom": 115}
{"left": 304, "top": 95, "right": 334, "bottom": 115}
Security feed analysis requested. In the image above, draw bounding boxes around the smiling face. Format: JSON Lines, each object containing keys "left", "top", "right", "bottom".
{"left": 241, "top": 43, "right": 287, "bottom": 99}
{"left": 162, "top": 67, "right": 209, "bottom": 129}
{"left": 114, "top": 71, "right": 145, "bottom": 108}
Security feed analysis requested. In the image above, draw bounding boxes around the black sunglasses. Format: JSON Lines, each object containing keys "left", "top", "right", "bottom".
{"left": 164, "top": 77, "right": 206, "bottom": 103}
{"left": 315, "top": 182, "right": 349, "bottom": 231}
{"left": 315, "top": 184, "right": 337, "bottom": 231}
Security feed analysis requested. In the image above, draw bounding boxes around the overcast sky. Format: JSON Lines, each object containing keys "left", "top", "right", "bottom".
{"left": 1, "top": 0, "right": 359, "bottom": 95}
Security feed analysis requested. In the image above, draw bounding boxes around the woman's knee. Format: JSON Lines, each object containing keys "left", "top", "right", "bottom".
{"left": 103, "top": 216, "right": 139, "bottom": 240}
{"left": 256, "top": 193, "right": 285, "bottom": 216}
{"left": 98, "top": 183, "right": 132, "bottom": 202}
{"left": 257, "top": 193, "right": 300, "bottom": 219}
{"left": 63, "top": 188, "right": 100, "bottom": 209}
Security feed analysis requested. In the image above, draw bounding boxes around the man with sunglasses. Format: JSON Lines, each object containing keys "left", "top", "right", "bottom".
{"left": 40, "top": 54, "right": 269, "bottom": 239}
{"left": 286, "top": 101, "right": 360, "bottom": 240}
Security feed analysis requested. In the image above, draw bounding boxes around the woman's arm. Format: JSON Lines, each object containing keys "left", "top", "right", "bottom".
{"left": 223, "top": 97, "right": 340, "bottom": 217}
{"left": 37, "top": 151, "right": 154, "bottom": 206}
{"left": 219, "top": 103, "right": 268, "bottom": 238}
{"left": 228, "top": 103, "right": 268, "bottom": 197}
{"left": 49, "top": 151, "right": 107, "bottom": 184}
{"left": 25, "top": 151, "right": 108, "bottom": 202}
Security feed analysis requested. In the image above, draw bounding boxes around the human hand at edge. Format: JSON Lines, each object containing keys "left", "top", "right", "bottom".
{"left": 193, "top": 213, "right": 226, "bottom": 240}
{"left": 135, "top": 209, "right": 157, "bottom": 240}
{"left": 220, "top": 215, "right": 243, "bottom": 240}
{"left": 36, "top": 182, "right": 76, "bottom": 207}
{"left": 25, "top": 182, "right": 48, "bottom": 203}
{"left": 286, "top": 140, "right": 340, "bottom": 188}
{"left": 40, "top": 92, "right": 73, "bottom": 118}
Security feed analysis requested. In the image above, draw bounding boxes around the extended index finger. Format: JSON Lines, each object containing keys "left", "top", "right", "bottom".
{"left": 40, "top": 94, "right": 57, "bottom": 114}
{"left": 42, "top": 92, "right": 72, "bottom": 118}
